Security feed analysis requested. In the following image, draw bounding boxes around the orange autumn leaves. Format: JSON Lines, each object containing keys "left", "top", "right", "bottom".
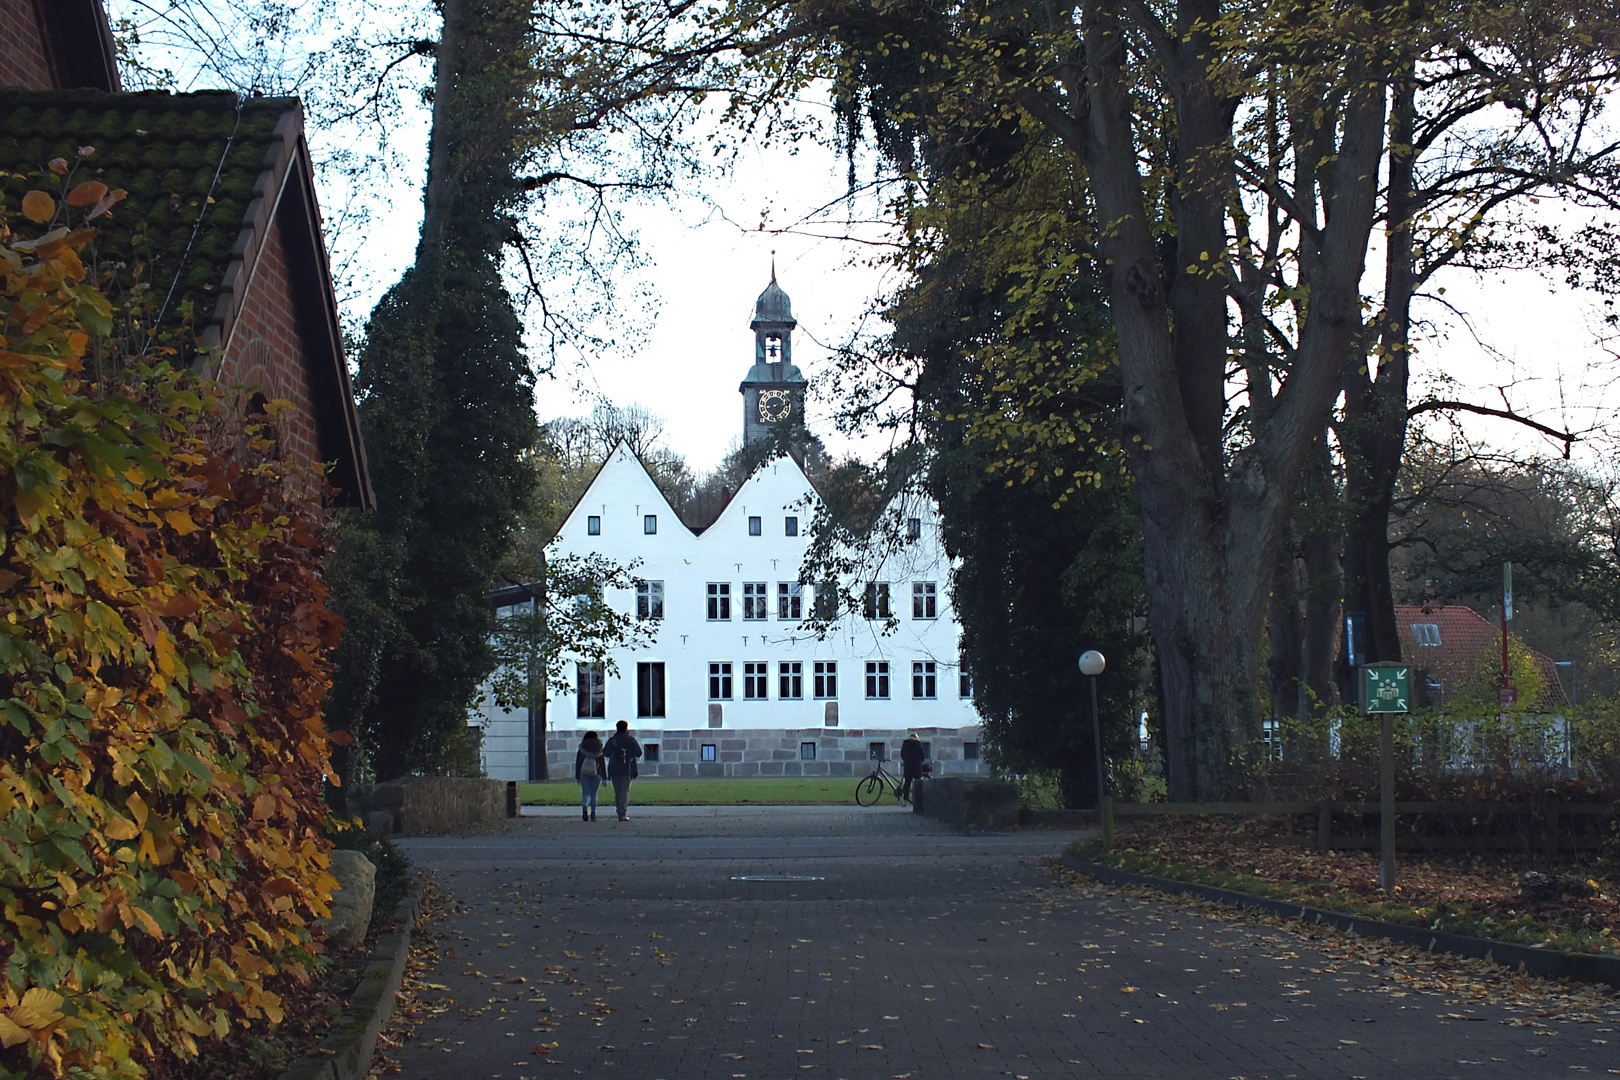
{"left": 2, "top": 186, "right": 341, "bottom": 1075}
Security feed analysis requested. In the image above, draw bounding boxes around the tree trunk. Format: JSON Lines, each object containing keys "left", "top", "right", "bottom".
{"left": 1075, "top": 0, "right": 1387, "bottom": 799}
{"left": 421, "top": 0, "right": 462, "bottom": 258}
{"left": 1339, "top": 78, "right": 1416, "bottom": 689}
{"left": 1267, "top": 543, "right": 1306, "bottom": 723}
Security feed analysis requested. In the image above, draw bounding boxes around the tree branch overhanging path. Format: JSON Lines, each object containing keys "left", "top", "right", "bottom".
{"left": 796, "top": 0, "right": 1620, "bottom": 801}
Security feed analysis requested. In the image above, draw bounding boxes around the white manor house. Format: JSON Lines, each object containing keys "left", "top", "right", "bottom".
{"left": 473, "top": 274, "right": 985, "bottom": 780}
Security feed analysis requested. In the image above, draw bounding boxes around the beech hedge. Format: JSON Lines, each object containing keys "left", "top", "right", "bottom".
{"left": 1, "top": 186, "right": 342, "bottom": 1074}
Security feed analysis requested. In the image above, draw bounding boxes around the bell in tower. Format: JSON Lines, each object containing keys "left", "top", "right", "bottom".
{"left": 740, "top": 264, "right": 809, "bottom": 448}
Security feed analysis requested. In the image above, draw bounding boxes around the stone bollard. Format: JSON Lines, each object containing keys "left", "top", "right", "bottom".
{"left": 318, "top": 850, "right": 377, "bottom": 948}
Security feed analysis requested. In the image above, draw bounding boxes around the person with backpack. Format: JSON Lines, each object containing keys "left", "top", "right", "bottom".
{"left": 602, "top": 720, "right": 643, "bottom": 821}
{"left": 575, "top": 731, "right": 605, "bottom": 822}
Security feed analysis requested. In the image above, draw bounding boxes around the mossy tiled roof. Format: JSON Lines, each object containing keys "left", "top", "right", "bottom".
{"left": 0, "top": 89, "right": 296, "bottom": 353}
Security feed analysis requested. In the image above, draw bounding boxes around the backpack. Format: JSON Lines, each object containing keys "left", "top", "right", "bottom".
{"left": 608, "top": 735, "right": 638, "bottom": 777}
{"left": 581, "top": 753, "right": 599, "bottom": 779}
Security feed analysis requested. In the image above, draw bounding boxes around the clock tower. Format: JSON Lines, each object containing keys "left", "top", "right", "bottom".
{"left": 740, "top": 267, "right": 808, "bottom": 447}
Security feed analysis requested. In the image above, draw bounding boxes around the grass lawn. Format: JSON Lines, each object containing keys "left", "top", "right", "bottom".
{"left": 519, "top": 776, "right": 872, "bottom": 806}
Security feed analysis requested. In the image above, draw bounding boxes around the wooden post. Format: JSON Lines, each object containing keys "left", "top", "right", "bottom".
{"left": 1380, "top": 715, "right": 1396, "bottom": 891}
{"left": 1545, "top": 798, "right": 1561, "bottom": 860}
{"left": 1102, "top": 796, "right": 1115, "bottom": 852}
{"left": 1317, "top": 801, "right": 1333, "bottom": 852}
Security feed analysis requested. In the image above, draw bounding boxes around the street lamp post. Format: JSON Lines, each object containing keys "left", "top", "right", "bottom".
{"left": 1079, "top": 651, "right": 1106, "bottom": 811}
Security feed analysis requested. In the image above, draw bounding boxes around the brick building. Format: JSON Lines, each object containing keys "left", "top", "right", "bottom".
{"left": 1, "top": 0, "right": 370, "bottom": 506}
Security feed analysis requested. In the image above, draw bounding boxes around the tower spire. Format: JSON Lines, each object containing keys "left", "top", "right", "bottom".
{"left": 741, "top": 267, "right": 807, "bottom": 446}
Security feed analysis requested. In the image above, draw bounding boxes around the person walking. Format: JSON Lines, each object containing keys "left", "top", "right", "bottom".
{"left": 899, "top": 732, "right": 925, "bottom": 804}
{"left": 603, "top": 720, "right": 643, "bottom": 822}
{"left": 575, "top": 731, "right": 605, "bottom": 822}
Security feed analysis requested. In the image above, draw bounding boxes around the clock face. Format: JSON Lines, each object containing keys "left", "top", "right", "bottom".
{"left": 758, "top": 389, "right": 792, "bottom": 422}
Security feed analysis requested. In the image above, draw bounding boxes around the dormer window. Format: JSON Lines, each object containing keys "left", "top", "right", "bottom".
{"left": 1412, "top": 623, "right": 1441, "bottom": 646}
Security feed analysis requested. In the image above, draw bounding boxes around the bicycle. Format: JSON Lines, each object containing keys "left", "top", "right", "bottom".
{"left": 855, "top": 756, "right": 906, "bottom": 806}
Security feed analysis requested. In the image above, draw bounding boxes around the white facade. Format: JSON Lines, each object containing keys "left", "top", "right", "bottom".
{"left": 472, "top": 274, "right": 983, "bottom": 780}
{"left": 473, "top": 444, "right": 984, "bottom": 779}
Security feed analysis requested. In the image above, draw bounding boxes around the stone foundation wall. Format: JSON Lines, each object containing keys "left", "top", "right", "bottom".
{"left": 547, "top": 726, "right": 987, "bottom": 778}
{"left": 349, "top": 776, "right": 507, "bottom": 836}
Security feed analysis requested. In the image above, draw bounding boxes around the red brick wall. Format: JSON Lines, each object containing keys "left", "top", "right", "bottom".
{"left": 221, "top": 210, "right": 323, "bottom": 473}
{"left": 0, "top": 0, "right": 54, "bottom": 89}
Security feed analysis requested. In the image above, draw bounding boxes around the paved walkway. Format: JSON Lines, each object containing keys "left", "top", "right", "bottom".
{"left": 391, "top": 805, "right": 1618, "bottom": 1079}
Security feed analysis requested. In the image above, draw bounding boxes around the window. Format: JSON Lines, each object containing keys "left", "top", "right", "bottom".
{"left": 868, "top": 741, "right": 887, "bottom": 760}
{"left": 912, "top": 581, "right": 937, "bottom": 619}
{"left": 785, "top": 516, "right": 798, "bottom": 536}
{"left": 636, "top": 580, "right": 664, "bottom": 620}
{"left": 814, "top": 661, "right": 837, "bottom": 699}
{"left": 863, "top": 582, "right": 891, "bottom": 620}
{"left": 865, "top": 660, "right": 890, "bottom": 699}
{"left": 587, "top": 515, "right": 601, "bottom": 535}
{"left": 644, "top": 514, "right": 657, "bottom": 534}
{"left": 636, "top": 662, "right": 665, "bottom": 718}
{"left": 777, "top": 582, "right": 803, "bottom": 620}
{"left": 708, "top": 662, "right": 733, "bottom": 700}
{"left": 906, "top": 516, "right": 922, "bottom": 540}
{"left": 1412, "top": 622, "right": 1442, "bottom": 646}
{"left": 743, "top": 582, "right": 769, "bottom": 620}
{"left": 963, "top": 741, "right": 981, "bottom": 761}
{"left": 779, "top": 661, "right": 803, "bottom": 700}
{"left": 576, "top": 663, "right": 605, "bottom": 718}
{"left": 748, "top": 515, "right": 762, "bottom": 536}
{"left": 814, "top": 581, "right": 839, "bottom": 620}
{"left": 912, "top": 660, "right": 937, "bottom": 699}
{"left": 799, "top": 741, "right": 817, "bottom": 760}
{"left": 707, "top": 582, "right": 731, "bottom": 620}
{"left": 743, "top": 661, "right": 769, "bottom": 700}
{"left": 959, "top": 669, "right": 972, "bottom": 698}
{"left": 644, "top": 743, "right": 661, "bottom": 763}
{"left": 700, "top": 743, "right": 717, "bottom": 762}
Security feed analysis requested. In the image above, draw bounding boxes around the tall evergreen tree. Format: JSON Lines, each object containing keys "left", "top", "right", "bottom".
{"left": 328, "top": 0, "right": 540, "bottom": 782}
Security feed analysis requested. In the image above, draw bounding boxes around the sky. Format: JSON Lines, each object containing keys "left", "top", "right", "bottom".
{"left": 109, "top": 0, "right": 1619, "bottom": 478}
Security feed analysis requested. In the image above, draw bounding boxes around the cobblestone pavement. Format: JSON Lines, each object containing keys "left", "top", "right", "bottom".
{"left": 391, "top": 804, "right": 1619, "bottom": 1080}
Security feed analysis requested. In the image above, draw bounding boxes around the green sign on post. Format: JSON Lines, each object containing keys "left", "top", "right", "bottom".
{"left": 1360, "top": 662, "right": 1409, "bottom": 894}
{"left": 1361, "top": 664, "right": 1411, "bottom": 714}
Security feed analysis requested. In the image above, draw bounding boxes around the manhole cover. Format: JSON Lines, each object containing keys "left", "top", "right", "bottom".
{"left": 729, "top": 875, "right": 825, "bottom": 882}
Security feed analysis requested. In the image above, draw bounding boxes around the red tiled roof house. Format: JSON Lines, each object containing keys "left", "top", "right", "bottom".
{"left": 1394, "top": 605, "right": 1570, "bottom": 710}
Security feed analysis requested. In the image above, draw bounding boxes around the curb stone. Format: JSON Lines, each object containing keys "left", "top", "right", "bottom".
{"left": 274, "top": 884, "right": 424, "bottom": 1080}
{"left": 1062, "top": 852, "right": 1620, "bottom": 991}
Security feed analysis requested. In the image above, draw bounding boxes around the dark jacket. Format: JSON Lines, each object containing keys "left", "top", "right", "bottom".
{"left": 900, "top": 736, "right": 925, "bottom": 779}
{"left": 575, "top": 735, "right": 604, "bottom": 782}
{"left": 603, "top": 731, "right": 642, "bottom": 778}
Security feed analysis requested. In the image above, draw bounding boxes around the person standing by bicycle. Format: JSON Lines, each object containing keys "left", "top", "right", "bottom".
{"left": 899, "top": 732, "right": 925, "bottom": 803}
{"left": 603, "top": 720, "right": 642, "bottom": 821}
